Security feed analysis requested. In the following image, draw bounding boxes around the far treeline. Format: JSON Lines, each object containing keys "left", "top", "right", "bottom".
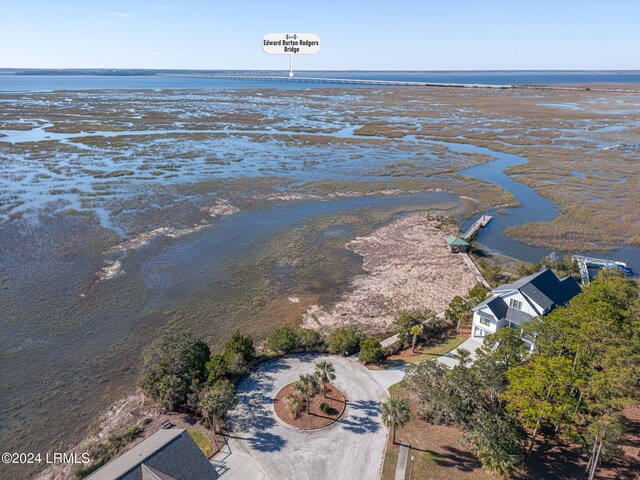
{"left": 404, "top": 270, "right": 639, "bottom": 479}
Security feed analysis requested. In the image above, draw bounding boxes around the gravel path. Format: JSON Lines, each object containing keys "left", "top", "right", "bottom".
{"left": 228, "top": 354, "right": 389, "bottom": 480}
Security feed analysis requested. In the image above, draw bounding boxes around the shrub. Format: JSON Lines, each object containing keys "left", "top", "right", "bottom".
{"left": 268, "top": 326, "right": 323, "bottom": 353}
{"left": 359, "top": 337, "right": 385, "bottom": 364}
{"left": 268, "top": 326, "right": 298, "bottom": 353}
{"left": 223, "top": 330, "right": 255, "bottom": 374}
{"left": 205, "top": 354, "right": 228, "bottom": 384}
{"left": 284, "top": 393, "right": 303, "bottom": 419}
{"left": 139, "top": 332, "right": 210, "bottom": 409}
{"left": 423, "top": 316, "right": 453, "bottom": 339}
{"left": 327, "top": 326, "right": 362, "bottom": 356}
{"left": 295, "top": 327, "right": 322, "bottom": 351}
{"left": 319, "top": 402, "right": 330, "bottom": 414}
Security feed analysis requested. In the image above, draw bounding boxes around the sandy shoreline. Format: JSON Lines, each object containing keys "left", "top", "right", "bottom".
{"left": 302, "top": 212, "right": 478, "bottom": 333}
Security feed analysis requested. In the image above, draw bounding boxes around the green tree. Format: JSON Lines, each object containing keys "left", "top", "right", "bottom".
{"left": 467, "top": 285, "right": 488, "bottom": 306}
{"left": 395, "top": 311, "right": 433, "bottom": 345}
{"left": 359, "top": 337, "right": 385, "bottom": 364}
{"left": 268, "top": 326, "right": 322, "bottom": 353}
{"left": 585, "top": 414, "right": 625, "bottom": 480}
{"left": 223, "top": 330, "right": 255, "bottom": 365}
{"left": 465, "top": 410, "right": 524, "bottom": 477}
{"left": 139, "top": 332, "right": 210, "bottom": 410}
{"left": 474, "top": 328, "right": 527, "bottom": 403}
{"left": 327, "top": 326, "right": 362, "bottom": 356}
{"left": 267, "top": 326, "right": 298, "bottom": 353}
{"left": 504, "top": 355, "right": 578, "bottom": 458}
{"left": 381, "top": 397, "right": 411, "bottom": 444}
{"left": 445, "top": 296, "right": 468, "bottom": 332}
{"left": 405, "top": 361, "right": 454, "bottom": 425}
{"left": 314, "top": 360, "right": 336, "bottom": 397}
{"left": 205, "top": 354, "right": 228, "bottom": 384}
{"left": 295, "top": 373, "right": 319, "bottom": 414}
{"left": 295, "top": 327, "right": 322, "bottom": 351}
{"left": 200, "top": 379, "right": 237, "bottom": 451}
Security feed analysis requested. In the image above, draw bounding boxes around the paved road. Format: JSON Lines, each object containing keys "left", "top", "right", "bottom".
{"left": 228, "top": 354, "right": 389, "bottom": 480}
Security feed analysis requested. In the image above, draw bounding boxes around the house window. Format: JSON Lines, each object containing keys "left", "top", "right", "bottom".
{"left": 509, "top": 298, "right": 523, "bottom": 310}
{"left": 479, "top": 316, "right": 491, "bottom": 327}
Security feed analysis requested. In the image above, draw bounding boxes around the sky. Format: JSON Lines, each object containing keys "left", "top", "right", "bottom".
{"left": 1, "top": 0, "right": 639, "bottom": 70}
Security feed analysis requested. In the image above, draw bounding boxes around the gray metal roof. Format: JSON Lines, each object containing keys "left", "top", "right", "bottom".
{"left": 87, "top": 429, "right": 219, "bottom": 480}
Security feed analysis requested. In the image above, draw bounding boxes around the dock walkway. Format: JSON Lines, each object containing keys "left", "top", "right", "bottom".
{"left": 463, "top": 214, "right": 492, "bottom": 240}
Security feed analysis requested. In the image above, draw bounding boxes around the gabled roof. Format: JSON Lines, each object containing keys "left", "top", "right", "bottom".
{"left": 482, "top": 268, "right": 580, "bottom": 314}
{"left": 87, "top": 429, "right": 219, "bottom": 480}
{"left": 473, "top": 296, "right": 507, "bottom": 319}
{"left": 446, "top": 236, "right": 470, "bottom": 246}
{"left": 474, "top": 296, "right": 533, "bottom": 325}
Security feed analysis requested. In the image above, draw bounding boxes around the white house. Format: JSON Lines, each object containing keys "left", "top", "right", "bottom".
{"left": 471, "top": 269, "right": 581, "bottom": 348}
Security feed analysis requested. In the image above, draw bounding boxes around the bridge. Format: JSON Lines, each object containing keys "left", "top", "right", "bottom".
{"left": 572, "top": 255, "right": 630, "bottom": 285}
{"left": 157, "top": 74, "right": 513, "bottom": 89}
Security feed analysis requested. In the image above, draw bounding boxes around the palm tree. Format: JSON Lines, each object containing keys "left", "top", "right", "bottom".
{"left": 283, "top": 393, "right": 303, "bottom": 419}
{"left": 409, "top": 324, "right": 423, "bottom": 353}
{"left": 314, "top": 361, "right": 336, "bottom": 397}
{"left": 452, "top": 347, "right": 472, "bottom": 367}
{"left": 200, "top": 379, "right": 237, "bottom": 451}
{"left": 294, "top": 373, "right": 318, "bottom": 414}
{"left": 381, "top": 397, "right": 411, "bottom": 444}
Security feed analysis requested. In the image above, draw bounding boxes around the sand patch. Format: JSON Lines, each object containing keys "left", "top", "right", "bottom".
{"left": 302, "top": 213, "right": 478, "bottom": 333}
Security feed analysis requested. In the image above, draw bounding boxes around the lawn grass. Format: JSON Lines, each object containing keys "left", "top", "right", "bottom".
{"left": 187, "top": 428, "right": 214, "bottom": 458}
{"left": 380, "top": 444, "right": 399, "bottom": 480}
{"left": 370, "top": 334, "right": 469, "bottom": 370}
{"left": 399, "top": 335, "right": 469, "bottom": 363}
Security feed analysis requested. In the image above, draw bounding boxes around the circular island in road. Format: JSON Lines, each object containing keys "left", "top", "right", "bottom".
{"left": 274, "top": 381, "right": 346, "bottom": 429}
{"left": 228, "top": 354, "right": 389, "bottom": 480}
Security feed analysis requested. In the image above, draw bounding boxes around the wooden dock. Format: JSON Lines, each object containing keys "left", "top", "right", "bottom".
{"left": 463, "top": 214, "right": 493, "bottom": 240}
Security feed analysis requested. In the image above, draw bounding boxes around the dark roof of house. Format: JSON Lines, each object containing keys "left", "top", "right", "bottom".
{"left": 493, "top": 269, "right": 580, "bottom": 310}
{"left": 505, "top": 306, "right": 533, "bottom": 325}
{"left": 474, "top": 296, "right": 533, "bottom": 324}
{"left": 141, "top": 465, "right": 176, "bottom": 480}
{"left": 475, "top": 296, "right": 508, "bottom": 319}
{"left": 473, "top": 269, "right": 580, "bottom": 321}
{"left": 87, "top": 429, "right": 219, "bottom": 480}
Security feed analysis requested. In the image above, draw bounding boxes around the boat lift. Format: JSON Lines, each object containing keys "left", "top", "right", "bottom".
{"left": 572, "top": 255, "right": 632, "bottom": 285}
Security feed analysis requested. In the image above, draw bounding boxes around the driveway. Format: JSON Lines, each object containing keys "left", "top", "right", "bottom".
{"left": 227, "top": 354, "right": 389, "bottom": 480}
{"left": 436, "top": 337, "right": 484, "bottom": 368}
